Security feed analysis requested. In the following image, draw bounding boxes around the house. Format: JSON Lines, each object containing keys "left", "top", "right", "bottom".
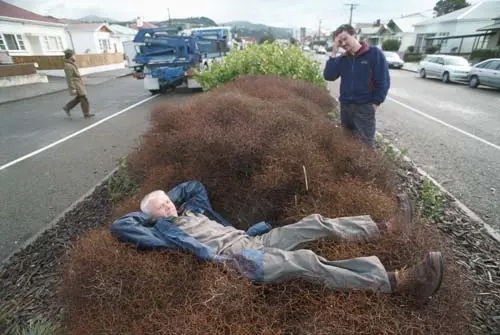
{"left": 356, "top": 21, "right": 390, "bottom": 47}
{"left": 476, "top": 15, "right": 500, "bottom": 48}
{"left": 385, "top": 12, "right": 432, "bottom": 52}
{"left": 0, "top": 0, "right": 68, "bottom": 56}
{"left": 109, "top": 24, "right": 138, "bottom": 44}
{"left": 129, "top": 17, "right": 159, "bottom": 30}
{"left": 66, "top": 23, "right": 123, "bottom": 54}
{"left": 412, "top": 0, "right": 500, "bottom": 54}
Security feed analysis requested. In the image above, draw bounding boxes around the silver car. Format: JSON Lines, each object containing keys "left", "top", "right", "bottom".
{"left": 468, "top": 58, "right": 500, "bottom": 89}
{"left": 418, "top": 54, "right": 471, "bottom": 83}
{"left": 383, "top": 51, "right": 404, "bottom": 69}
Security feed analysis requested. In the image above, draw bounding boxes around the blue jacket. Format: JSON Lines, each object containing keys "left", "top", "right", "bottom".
{"left": 110, "top": 180, "right": 270, "bottom": 282}
{"left": 323, "top": 42, "right": 390, "bottom": 105}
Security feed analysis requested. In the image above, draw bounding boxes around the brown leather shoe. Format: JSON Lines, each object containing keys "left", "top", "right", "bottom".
{"left": 395, "top": 252, "right": 444, "bottom": 301}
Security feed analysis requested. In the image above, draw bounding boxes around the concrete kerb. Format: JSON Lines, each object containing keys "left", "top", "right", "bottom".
{"left": 0, "top": 167, "right": 119, "bottom": 267}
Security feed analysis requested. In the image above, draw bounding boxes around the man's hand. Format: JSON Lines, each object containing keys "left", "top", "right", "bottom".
{"left": 372, "top": 104, "right": 378, "bottom": 112}
{"left": 331, "top": 36, "right": 339, "bottom": 57}
{"left": 71, "top": 90, "right": 77, "bottom": 95}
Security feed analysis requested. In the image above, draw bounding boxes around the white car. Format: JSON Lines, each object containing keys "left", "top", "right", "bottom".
{"left": 418, "top": 54, "right": 471, "bottom": 83}
{"left": 316, "top": 46, "right": 327, "bottom": 54}
{"left": 383, "top": 51, "right": 404, "bottom": 69}
{"left": 303, "top": 45, "right": 311, "bottom": 52}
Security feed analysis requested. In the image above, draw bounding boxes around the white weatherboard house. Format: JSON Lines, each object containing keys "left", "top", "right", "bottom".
{"left": 0, "top": 0, "right": 68, "bottom": 56}
{"left": 413, "top": 0, "right": 500, "bottom": 53}
{"left": 66, "top": 23, "right": 123, "bottom": 54}
{"left": 385, "top": 12, "right": 432, "bottom": 52}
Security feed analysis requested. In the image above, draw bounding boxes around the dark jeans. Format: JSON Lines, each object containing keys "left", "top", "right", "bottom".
{"left": 64, "top": 95, "right": 90, "bottom": 116}
{"left": 340, "top": 103, "right": 376, "bottom": 147}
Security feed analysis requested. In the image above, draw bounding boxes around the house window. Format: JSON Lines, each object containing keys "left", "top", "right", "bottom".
{"left": 42, "top": 35, "right": 64, "bottom": 51}
{"left": 0, "top": 33, "right": 26, "bottom": 51}
{"left": 99, "top": 39, "right": 110, "bottom": 51}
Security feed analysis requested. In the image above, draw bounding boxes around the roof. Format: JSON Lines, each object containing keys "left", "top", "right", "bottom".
{"left": 477, "top": 21, "right": 500, "bottom": 30}
{"left": 0, "top": 0, "right": 63, "bottom": 25}
{"left": 67, "top": 23, "right": 112, "bottom": 32}
{"left": 359, "top": 25, "right": 385, "bottom": 35}
{"left": 109, "top": 24, "right": 138, "bottom": 35}
{"left": 390, "top": 14, "right": 430, "bottom": 32}
{"left": 130, "top": 22, "right": 159, "bottom": 30}
{"left": 415, "top": 0, "right": 500, "bottom": 26}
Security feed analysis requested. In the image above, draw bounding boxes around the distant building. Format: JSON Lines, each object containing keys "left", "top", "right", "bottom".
{"left": 300, "top": 27, "right": 306, "bottom": 42}
{"left": 130, "top": 17, "right": 159, "bottom": 30}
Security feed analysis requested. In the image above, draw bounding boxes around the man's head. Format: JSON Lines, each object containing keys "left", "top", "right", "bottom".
{"left": 140, "top": 190, "right": 178, "bottom": 219}
{"left": 64, "top": 49, "right": 76, "bottom": 62}
{"left": 333, "top": 24, "right": 361, "bottom": 55}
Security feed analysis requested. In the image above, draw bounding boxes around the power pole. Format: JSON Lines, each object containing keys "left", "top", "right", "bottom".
{"left": 167, "top": 8, "right": 171, "bottom": 26}
{"left": 345, "top": 3, "right": 359, "bottom": 25}
{"left": 318, "top": 19, "right": 322, "bottom": 38}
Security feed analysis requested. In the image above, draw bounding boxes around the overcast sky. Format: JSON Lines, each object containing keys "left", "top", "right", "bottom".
{"left": 9, "top": 0, "right": 453, "bottom": 31}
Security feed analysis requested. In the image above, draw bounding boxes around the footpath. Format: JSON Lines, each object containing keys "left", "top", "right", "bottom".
{"left": 0, "top": 68, "right": 132, "bottom": 105}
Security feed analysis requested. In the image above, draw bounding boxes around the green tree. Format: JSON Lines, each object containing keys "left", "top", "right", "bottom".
{"left": 259, "top": 35, "right": 276, "bottom": 44}
{"left": 433, "top": 0, "right": 470, "bottom": 16}
{"left": 382, "top": 39, "right": 401, "bottom": 51}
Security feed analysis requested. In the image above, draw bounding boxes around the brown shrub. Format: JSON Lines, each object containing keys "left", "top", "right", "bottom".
{"left": 62, "top": 75, "right": 472, "bottom": 334}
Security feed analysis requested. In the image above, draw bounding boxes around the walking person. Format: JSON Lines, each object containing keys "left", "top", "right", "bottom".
{"left": 62, "top": 49, "right": 94, "bottom": 119}
{"left": 324, "top": 24, "right": 390, "bottom": 147}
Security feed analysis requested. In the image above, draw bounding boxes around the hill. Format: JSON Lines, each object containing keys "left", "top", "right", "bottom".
{"left": 223, "top": 20, "right": 293, "bottom": 40}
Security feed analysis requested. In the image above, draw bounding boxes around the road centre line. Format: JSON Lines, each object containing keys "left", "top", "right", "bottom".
{"left": 387, "top": 96, "right": 500, "bottom": 152}
{"left": 0, "top": 94, "right": 159, "bottom": 172}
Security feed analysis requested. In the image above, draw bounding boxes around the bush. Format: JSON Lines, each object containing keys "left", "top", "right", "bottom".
{"left": 382, "top": 39, "right": 401, "bottom": 51}
{"left": 403, "top": 53, "right": 423, "bottom": 62}
{"left": 425, "top": 45, "right": 440, "bottom": 54}
{"left": 470, "top": 48, "right": 500, "bottom": 62}
{"left": 62, "top": 75, "right": 471, "bottom": 335}
{"left": 194, "top": 42, "right": 325, "bottom": 91}
{"left": 406, "top": 45, "right": 415, "bottom": 53}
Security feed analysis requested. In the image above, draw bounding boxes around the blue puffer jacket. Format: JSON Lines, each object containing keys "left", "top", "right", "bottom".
{"left": 323, "top": 42, "right": 390, "bottom": 105}
{"left": 110, "top": 180, "right": 270, "bottom": 282}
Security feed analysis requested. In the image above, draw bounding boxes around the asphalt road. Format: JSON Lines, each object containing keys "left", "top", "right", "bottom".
{"left": 315, "top": 53, "right": 500, "bottom": 234}
{"left": 0, "top": 77, "right": 193, "bottom": 262}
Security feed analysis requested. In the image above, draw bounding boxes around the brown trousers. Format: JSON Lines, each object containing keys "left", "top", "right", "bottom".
{"left": 64, "top": 95, "right": 89, "bottom": 116}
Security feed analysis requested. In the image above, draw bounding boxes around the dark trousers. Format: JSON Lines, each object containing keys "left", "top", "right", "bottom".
{"left": 64, "top": 95, "right": 89, "bottom": 116}
{"left": 340, "top": 103, "right": 376, "bottom": 147}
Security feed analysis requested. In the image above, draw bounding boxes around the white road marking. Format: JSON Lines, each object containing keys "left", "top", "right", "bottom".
{"left": 0, "top": 94, "right": 159, "bottom": 172}
{"left": 387, "top": 96, "right": 500, "bottom": 151}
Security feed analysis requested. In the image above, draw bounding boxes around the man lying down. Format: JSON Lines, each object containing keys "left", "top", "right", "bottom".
{"left": 111, "top": 180, "right": 443, "bottom": 300}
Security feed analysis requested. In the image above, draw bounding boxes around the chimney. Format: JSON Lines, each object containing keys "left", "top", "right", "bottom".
{"left": 136, "top": 16, "right": 144, "bottom": 28}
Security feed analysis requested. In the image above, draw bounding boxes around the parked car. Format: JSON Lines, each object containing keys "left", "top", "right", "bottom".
{"left": 418, "top": 54, "right": 471, "bottom": 83}
{"left": 383, "top": 51, "right": 404, "bottom": 69}
{"left": 316, "top": 46, "right": 327, "bottom": 54}
{"left": 467, "top": 58, "right": 500, "bottom": 89}
{"left": 303, "top": 45, "right": 311, "bottom": 52}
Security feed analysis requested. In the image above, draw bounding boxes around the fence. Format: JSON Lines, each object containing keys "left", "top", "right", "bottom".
{"left": 11, "top": 53, "right": 125, "bottom": 70}
{"left": 0, "top": 63, "right": 37, "bottom": 77}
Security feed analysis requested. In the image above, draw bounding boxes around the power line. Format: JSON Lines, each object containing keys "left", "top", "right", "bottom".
{"left": 345, "top": 3, "right": 359, "bottom": 25}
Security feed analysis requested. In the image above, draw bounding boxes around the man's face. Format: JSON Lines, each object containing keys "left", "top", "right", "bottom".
{"left": 150, "top": 194, "right": 178, "bottom": 218}
{"left": 335, "top": 31, "right": 358, "bottom": 54}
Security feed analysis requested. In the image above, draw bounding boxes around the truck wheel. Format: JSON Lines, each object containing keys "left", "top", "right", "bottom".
{"left": 149, "top": 89, "right": 160, "bottom": 95}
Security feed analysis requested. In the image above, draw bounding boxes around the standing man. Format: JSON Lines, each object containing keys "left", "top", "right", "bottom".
{"left": 324, "top": 24, "right": 390, "bottom": 147}
{"left": 62, "top": 49, "right": 94, "bottom": 119}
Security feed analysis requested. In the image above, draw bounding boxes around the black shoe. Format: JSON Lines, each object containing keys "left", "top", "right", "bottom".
{"left": 63, "top": 107, "right": 71, "bottom": 118}
{"left": 84, "top": 114, "right": 95, "bottom": 119}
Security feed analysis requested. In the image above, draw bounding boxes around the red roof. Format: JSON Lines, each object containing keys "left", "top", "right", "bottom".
{"left": 130, "top": 22, "right": 159, "bottom": 30}
{"left": 0, "top": 0, "right": 63, "bottom": 24}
